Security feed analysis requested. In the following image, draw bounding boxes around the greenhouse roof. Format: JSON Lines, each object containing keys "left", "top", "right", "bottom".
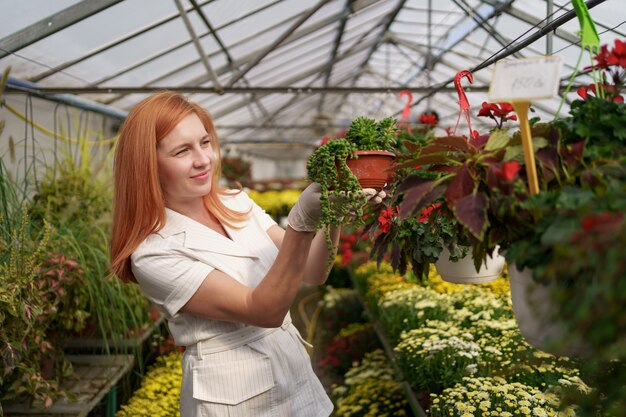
{"left": 1, "top": 0, "right": 624, "bottom": 158}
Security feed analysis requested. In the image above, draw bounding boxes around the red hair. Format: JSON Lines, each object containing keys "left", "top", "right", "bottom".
{"left": 111, "top": 91, "right": 248, "bottom": 283}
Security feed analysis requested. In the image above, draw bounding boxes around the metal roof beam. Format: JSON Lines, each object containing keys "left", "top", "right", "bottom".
{"left": 226, "top": 0, "right": 333, "bottom": 88}
{"left": 173, "top": 0, "right": 223, "bottom": 92}
{"left": 402, "top": 0, "right": 516, "bottom": 85}
{"left": 317, "top": 0, "right": 352, "bottom": 111}
{"left": 0, "top": 0, "right": 123, "bottom": 59}
{"left": 409, "top": 0, "right": 606, "bottom": 110}
{"left": 452, "top": 0, "right": 524, "bottom": 59}
{"left": 102, "top": 7, "right": 345, "bottom": 106}
{"left": 479, "top": 0, "right": 580, "bottom": 44}
{"left": 188, "top": 0, "right": 270, "bottom": 118}
{"left": 208, "top": 36, "right": 379, "bottom": 121}
{"left": 28, "top": 0, "right": 217, "bottom": 82}
{"left": 333, "top": 0, "right": 409, "bottom": 113}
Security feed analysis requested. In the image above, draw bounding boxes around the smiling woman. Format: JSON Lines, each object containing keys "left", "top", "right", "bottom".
{"left": 108, "top": 91, "right": 386, "bottom": 417}
{"left": 156, "top": 114, "right": 218, "bottom": 218}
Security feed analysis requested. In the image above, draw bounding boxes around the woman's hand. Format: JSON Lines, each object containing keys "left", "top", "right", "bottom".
{"left": 286, "top": 183, "right": 322, "bottom": 232}
{"left": 362, "top": 188, "right": 387, "bottom": 206}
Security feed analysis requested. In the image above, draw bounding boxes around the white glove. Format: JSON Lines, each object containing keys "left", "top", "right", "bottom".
{"left": 362, "top": 188, "right": 387, "bottom": 206}
{"left": 287, "top": 183, "right": 322, "bottom": 232}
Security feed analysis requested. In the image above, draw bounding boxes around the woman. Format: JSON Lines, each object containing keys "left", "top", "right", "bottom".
{"left": 110, "top": 91, "right": 384, "bottom": 417}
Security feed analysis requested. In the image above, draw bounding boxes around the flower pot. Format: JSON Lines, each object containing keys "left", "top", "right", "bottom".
{"left": 435, "top": 246, "right": 505, "bottom": 284}
{"left": 346, "top": 151, "right": 396, "bottom": 190}
{"left": 508, "top": 264, "right": 591, "bottom": 358}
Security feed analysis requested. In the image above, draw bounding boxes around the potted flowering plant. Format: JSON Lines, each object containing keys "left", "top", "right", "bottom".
{"left": 501, "top": 39, "right": 626, "bottom": 363}
{"left": 370, "top": 103, "right": 525, "bottom": 282}
{"left": 306, "top": 116, "right": 397, "bottom": 256}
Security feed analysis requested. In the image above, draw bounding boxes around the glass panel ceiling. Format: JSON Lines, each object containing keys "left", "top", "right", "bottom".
{"left": 1, "top": 0, "right": 624, "bottom": 157}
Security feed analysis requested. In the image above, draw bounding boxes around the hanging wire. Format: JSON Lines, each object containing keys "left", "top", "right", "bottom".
{"left": 408, "top": 0, "right": 608, "bottom": 111}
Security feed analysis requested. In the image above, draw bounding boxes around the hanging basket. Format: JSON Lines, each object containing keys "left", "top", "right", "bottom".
{"left": 345, "top": 151, "right": 396, "bottom": 190}
{"left": 508, "top": 264, "right": 591, "bottom": 358}
{"left": 435, "top": 246, "right": 505, "bottom": 284}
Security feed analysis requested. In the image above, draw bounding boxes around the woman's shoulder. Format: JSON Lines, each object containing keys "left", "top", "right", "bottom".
{"left": 220, "top": 188, "right": 255, "bottom": 209}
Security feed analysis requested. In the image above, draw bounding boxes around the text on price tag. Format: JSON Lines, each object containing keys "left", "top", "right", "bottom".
{"left": 488, "top": 56, "right": 563, "bottom": 102}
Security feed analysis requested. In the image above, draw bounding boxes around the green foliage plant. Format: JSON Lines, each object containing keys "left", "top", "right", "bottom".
{"left": 0, "top": 197, "right": 75, "bottom": 409}
{"left": 494, "top": 42, "right": 626, "bottom": 414}
{"left": 31, "top": 130, "right": 151, "bottom": 346}
{"left": 307, "top": 116, "right": 398, "bottom": 267}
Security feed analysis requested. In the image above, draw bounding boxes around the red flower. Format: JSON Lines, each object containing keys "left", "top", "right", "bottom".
{"left": 500, "top": 161, "right": 521, "bottom": 182}
{"left": 477, "top": 102, "right": 518, "bottom": 124}
{"left": 419, "top": 113, "right": 438, "bottom": 126}
{"left": 577, "top": 83, "right": 624, "bottom": 103}
{"left": 341, "top": 248, "right": 354, "bottom": 266}
{"left": 581, "top": 211, "right": 623, "bottom": 232}
{"left": 588, "top": 40, "right": 626, "bottom": 70}
{"left": 377, "top": 205, "right": 399, "bottom": 233}
{"left": 418, "top": 203, "right": 441, "bottom": 223}
{"left": 607, "top": 39, "right": 626, "bottom": 67}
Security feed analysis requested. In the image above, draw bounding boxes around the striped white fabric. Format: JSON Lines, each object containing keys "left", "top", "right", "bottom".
{"left": 131, "top": 191, "right": 333, "bottom": 417}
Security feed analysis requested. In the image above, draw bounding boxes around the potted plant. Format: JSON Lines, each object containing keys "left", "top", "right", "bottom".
{"left": 501, "top": 39, "right": 626, "bottom": 362}
{"left": 370, "top": 104, "right": 525, "bottom": 282}
{"left": 306, "top": 116, "right": 397, "bottom": 256}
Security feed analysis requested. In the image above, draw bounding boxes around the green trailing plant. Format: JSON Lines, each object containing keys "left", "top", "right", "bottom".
{"left": 307, "top": 117, "right": 398, "bottom": 268}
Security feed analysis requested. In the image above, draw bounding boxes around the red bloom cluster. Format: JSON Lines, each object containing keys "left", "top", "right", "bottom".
{"left": 577, "top": 83, "right": 624, "bottom": 103}
{"left": 579, "top": 39, "right": 626, "bottom": 103}
{"left": 339, "top": 232, "right": 358, "bottom": 265}
{"left": 378, "top": 205, "right": 399, "bottom": 233}
{"left": 419, "top": 203, "right": 441, "bottom": 223}
{"left": 419, "top": 112, "right": 439, "bottom": 126}
{"left": 497, "top": 161, "right": 521, "bottom": 182}
{"left": 477, "top": 102, "right": 518, "bottom": 128}
{"left": 581, "top": 211, "right": 623, "bottom": 232}
{"left": 589, "top": 39, "right": 626, "bottom": 70}
{"left": 338, "top": 230, "right": 369, "bottom": 265}
{"left": 571, "top": 211, "right": 624, "bottom": 251}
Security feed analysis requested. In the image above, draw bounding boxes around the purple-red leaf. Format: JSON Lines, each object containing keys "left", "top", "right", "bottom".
{"left": 399, "top": 183, "right": 445, "bottom": 219}
{"left": 398, "top": 175, "right": 431, "bottom": 193}
{"left": 561, "top": 140, "right": 585, "bottom": 168}
{"left": 433, "top": 135, "right": 473, "bottom": 152}
{"left": 445, "top": 162, "right": 474, "bottom": 204}
{"left": 393, "top": 154, "right": 450, "bottom": 170}
{"left": 419, "top": 144, "right": 459, "bottom": 155}
{"left": 452, "top": 192, "right": 488, "bottom": 240}
{"left": 402, "top": 140, "right": 421, "bottom": 153}
{"left": 535, "top": 147, "right": 558, "bottom": 182}
{"left": 469, "top": 133, "right": 490, "bottom": 148}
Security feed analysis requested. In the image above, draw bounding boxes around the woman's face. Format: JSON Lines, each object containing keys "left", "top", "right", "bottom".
{"left": 156, "top": 113, "right": 216, "bottom": 206}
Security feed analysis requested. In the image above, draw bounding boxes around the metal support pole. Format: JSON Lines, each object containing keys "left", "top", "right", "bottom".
{"left": 547, "top": 0, "right": 554, "bottom": 55}
{"left": 173, "top": 0, "right": 223, "bottom": 93}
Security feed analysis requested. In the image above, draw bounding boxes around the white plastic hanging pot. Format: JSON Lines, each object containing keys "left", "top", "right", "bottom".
{"left": 508, "top": 264, "right": 591, "bottom": 358}
{"left": 435, "top": 245, "right": 505, "bottom": 284}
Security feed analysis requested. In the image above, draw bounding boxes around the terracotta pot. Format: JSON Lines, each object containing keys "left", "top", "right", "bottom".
{"left": 509, "top": 264, "right": 591, "bottom": 358}
{"left": 435, "top": 245, "right": 505, "bottom": 284}
{"left": 345, "top": 150, "right": 396, "bottom": 190}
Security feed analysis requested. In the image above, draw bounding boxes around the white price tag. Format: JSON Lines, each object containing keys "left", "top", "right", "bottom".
{"left": 488, "top": 56, "right": 563, "bottom": 102}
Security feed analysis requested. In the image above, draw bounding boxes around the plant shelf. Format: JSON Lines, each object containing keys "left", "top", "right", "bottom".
{"left": 3, "top": 355, "right": 134, "bottom": 417}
